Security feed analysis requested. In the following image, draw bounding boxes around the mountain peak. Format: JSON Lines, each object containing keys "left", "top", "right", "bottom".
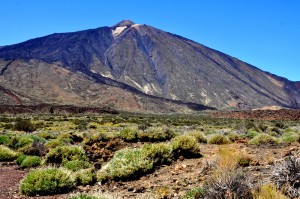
{"left": 112, "top": 20, "right": 135, "bottom": 28}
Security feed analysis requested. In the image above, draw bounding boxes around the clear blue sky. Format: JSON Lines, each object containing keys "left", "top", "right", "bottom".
{"left": 1, "top": 0, "right": 299, "bottom": 81}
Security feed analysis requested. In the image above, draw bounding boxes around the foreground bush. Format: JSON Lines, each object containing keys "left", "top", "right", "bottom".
{"left": 170, "top": 135, "right": 200, "bottom": 158}
{"left": 271, "top": 156, "right": 300, "bottom": 198}
{"left": 20, "top": 167, "right": 74, "bottom": 196}
{"left": 253, "top": 184, "right": 288, "bottom": 199}
{"left": 0, "top": 135, "right": 9, "bottom": 145}
{"left": 97, "top": 148, "right": 153, "bottom": 182}
{"left": 20, "top": 156, "right": 41, "bottom": 168}
{"left": 204, "top": 169, "right": 252, "bottom": 199}
{"left": 0, "top": 145, "right": 17, "bottom": 161}
{"left": 249, "top": 133, "right": 278, "bottom": 145}
{"left": 16, "top": 154, "right": 27, "bottom": 165}
{"left": 208, "top": 134, "right": 231, "bottom": 145}
{"left": 44, "top": 145, "right": 87, "bottom": 165}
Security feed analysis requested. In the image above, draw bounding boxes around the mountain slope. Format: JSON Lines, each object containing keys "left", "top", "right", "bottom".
{"left": 0, "top": 20, "right": 299, "bottom": 110}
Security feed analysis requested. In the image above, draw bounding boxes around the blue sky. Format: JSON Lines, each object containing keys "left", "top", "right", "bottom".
{"left": 0, "top": 0, "right": 299, "bottom": 81}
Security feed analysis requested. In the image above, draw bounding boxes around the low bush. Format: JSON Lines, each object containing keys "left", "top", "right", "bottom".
{"left": 0, "top": 135, "right": 9, "bottom": 145}
{"left": 97, "top": 148, "right": 153, "bottom": 182}
{"left": 20, "top": 156, "right": 41, "bottom": 168}
{"left": 44, "top": 145, "right": 88, "bottom": 165}
{"left": 187, "top": 130, "right": 207, "bottom": 143}
{"left": 119, "top": 128, "right": 138, "bottom": 142}
{"left": 63, "top": 160, "right": 91, "bottom": 172}
{"left": 271, "top": 156, "right": 300, "bottom": 198}
{"left": 16, "top": 154, "right": 27, "bottom": 165}
{"left": 203, "top": 169, "right": 252, "bottom": 199}
{"left": 44, "top": 139, "right": 66, "bottom": 151}
{"left": 20, "top": 167, "right": 75, "bottom": 196}
{"left": 73, "top": 168, "right": 96, "bottom": 185}
{"left": 0, "top": 145, "right": 17, "bottom": 161}
{"left": 18, "top": 140, "right": 45, "bottom": 156}
{"left": 170, "top": 135, "right": 200, "bottom": 158}
{"left": 69, "top": 194, "right": 99, "bottom": 199}
{"left": 253, "top": 184, "right": 288, "bottom": 199}
{"left": 141, "top": 143, "right": 173, "bottom": 166}
{"left": 280, "top": 132, "right": 299, "bottom": 143}
{"left": 183, "top": 187, "right": 205, "bottom": 199}
{"left": 14, "top": 118, "right": 36, "bottom": 132}
{"left": 249, "top": 133, "right": 278, "bottom": 145}
{"left": 208, "top": 134, "right": 231, "bottom": 145}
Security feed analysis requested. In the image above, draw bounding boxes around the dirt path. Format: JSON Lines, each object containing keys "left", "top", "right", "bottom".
{"left": 0, "top": 163, "right": 28, "bottom": 199}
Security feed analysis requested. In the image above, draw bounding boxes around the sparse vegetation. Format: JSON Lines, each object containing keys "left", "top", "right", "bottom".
{"left": 0, "top": 113, "right": 298, "bottom": 198}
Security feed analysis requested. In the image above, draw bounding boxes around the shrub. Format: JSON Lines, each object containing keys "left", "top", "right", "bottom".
{"left": 119, "top": 128, "right": 138, "bottom": 142}
{"left": 280, "top": 132, "right": 299, "bottom": 143}
{"left": 20, "top": 167, "right": 75, "bottom": 196}
{"left": 44, "top": 146, "right": 87, "bottom": 165}
{"left": 170, "top": 135, "right": 200, "bottom": 158}
{"left": 183, "top": 187, "right": 205, "bottom": 199}
{"left": 204, "top": 169, "right": 252, "bottom": 199}
{"left": 97, "top": 148, "right": 153, "bottom": 182}
{"left": 137, "top": 128, "right": 175, "bottom": 142}
{"left": 208, "top": 134, "right": 231, "bottom": 145}
{"left": 245, "top": 130, "right": 259, "bottom": 139}
{"left": 271, "top": 156, "right": 300, "bottom": 198}
{"left": 44, "top": 139, "right": 65, "bottom": 151}
{"left": 73, "top": 168, "right": 96, "bottom": 185}
{"left": 0, "top": 145, "right": 17, "bottom": 161}
{"left": 69, "top": 194, "right": 98, "bottom": 199}
{"left": 18, "top": 140, "right": 45, "bottom": 156}
{"left": 141, "top": 143, "right": 173, "bottom": 166}
{"left": 63, "top": 160, "right": 91, "bottom": 172}
{"left": 16, "top": 154, "right": 27, "bottom": 165}
{"left": 20, "top": 156, "right": 41, "bottom": 168}
{"left": 253, "top": 184, "right": 288, "bottom": 199}
{"left": 14, "top": 118, "right": 36, "bottom": 132}
{"left": 187, "top": 130, "right": 207, "bottom": 143}
{"left": 0, "top": 135, "right": 9, "bottom": 145}
{"left": 249, "top": 133, "right": 278, "bottom": 145}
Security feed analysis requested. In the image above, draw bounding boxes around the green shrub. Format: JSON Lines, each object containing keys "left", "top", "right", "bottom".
{"left": 187, "top": 130, "right": 207, "bottom": 143}
{"left": 141, "top": 143, "right": 173, "bottom": 166}
{"left": 68, "top": 194, "right": 99, "bottom": 199}
{"left": 16, "top": 154, "right": 27, "bottom": 165}
{"left": 44, "top": 146, "right": 87, "bottom": 165}
{"left": 63, "top": 160, "right": 91, "bottom": 172}
{"left": 170, "top": 135, "right": 200, "bottom": 158}
{"left": 249, "top": 133, "right": 278, "bottom": 145}
{"left": 0, "top": 145, "right": 17, "bottom": 161}
{"left": 208, "top": 134, "right": 231, "bottom": 145}
{"left": 227, "top": 132, "right": 239, "bottom": 142}
{"left": 20, "top": 167, "right": 75, "bottom": 196}
{"left": 45, "top": 139, "right": 66, "bottom": 151}
{"left": 119, "top": 128, "right": 138, "bottom": 142}
{"left": 245, "top": 130, "right": 259, "bottom": 139}
{"left": 73, "top": 168, "right": 96, "bottom": 185}
{"left": 14, "top": 118, "right": 36, "bottom": 132}
{"left": 0, "top": 135, "right": 9, "bottom": 145}
{"left": 280, "top": 132, "right": 299, "bottom": 143}
{"left": 97, "top": 148, "right": 153, "bottom": 182}
{"left": 183, "top": 187, "right": 205, "bottom": 199}
{"left": 20, "top": 156, "right": 41, "bottom": 168}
